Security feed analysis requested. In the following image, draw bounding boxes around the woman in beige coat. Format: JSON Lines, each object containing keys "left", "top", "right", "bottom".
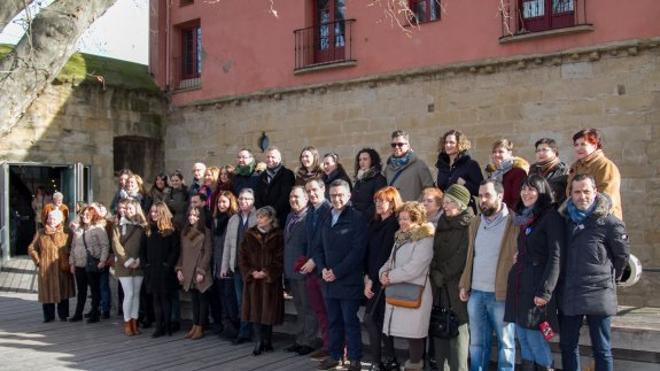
{"left": 28, "top": 208, "right": 75, "bottom": 322}
{"left": 176, "top": 207, "right": 213, "bottom": 340}
{"left": 380, "top": 201, "right": 435, "bottom": 371}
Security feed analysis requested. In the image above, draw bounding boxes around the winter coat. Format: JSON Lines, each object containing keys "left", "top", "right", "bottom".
{"left": 459, "top": 211, "right": 519, "bottom": 301}
{"left": 485, "top": 157, "right": 529, "bottom": 209}
{"left": 380, "top": 223, "right": 435, "bottom": 339}
{"left": 529, "top": 161, "right": 568, "bottom": 205}
{"left": 557, "top": 194, "right": 629, "bottom": 316}
{"left": 351, "top": 169, "right": 387, "bottom": 220}
{"left": 384, "top": 152, "right": 434, "bottom": 201}
{"left": 211, "top": 213, "right": 231, "bottom": 278}
{"left": 176, "top": 226, "right": 213, "bottom": 293}
{"left": 322, "top": 165, "right": 353, "bottom": 196}
{"left": 221, "top": 209, "right": 257, "bottom": 274}
{"left": 238, "top": 227, "right": 285, "bottom": 325}
{"left": 435, "top": 151, "right": 483, "bottom": 196}
{"left": 283, "top": 210, "right": 309, "bottom": 280}
{"left": 364, "top": 215, "right": 399, "bottom": 322}
{"left": 141, "top": 228, "right": 180, "bottom": 295}
{"left": 148, "top": 186, "right": 171, "bottom": 204}
{"left": 567, "top": 149, "right": 622, "bottom": 220}
{"left": 232, "top": 171, "right": 260, "bottom": 196}
{"left": 255, "top": 165, "right": 296, "bottom": 227}
{"left": 431, "top": 208, "right": 475, "bottom": 324}
{"left": 313, "top": 206, "right": 368, "bottom": 300}
{"left": 28, "top": 226, "right": 75, "bottom": 304}
{"left": 69, "top": 224, "right": 110, "bottom": 268}
{"left": 294, "top": 168, "right": 324, "bottom": 186}
{"left": 111, "top": 223, "right": 145, "bottom": 277}
{"left": 306, "top": 201, "right": 332, "bottom": 259}
{"left": 166, "top": 187, "right": 190, "bottom": 230}
{"left": 504, "top": 208, "right": 562, "bottom": 331}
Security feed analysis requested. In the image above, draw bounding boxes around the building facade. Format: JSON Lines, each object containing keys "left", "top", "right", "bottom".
{"left": 149, "top": 0, "right": 660, "bottom": 306}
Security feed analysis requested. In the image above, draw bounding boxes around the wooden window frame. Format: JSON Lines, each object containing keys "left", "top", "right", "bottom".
{"left": 520, "top": 0, "right": 575, "bottom": 33}
{"left": 180, "top": 22, "right": 201, "bottom": 80}
{"left": 409, "top": 0, "right": 441, "bottom": 24}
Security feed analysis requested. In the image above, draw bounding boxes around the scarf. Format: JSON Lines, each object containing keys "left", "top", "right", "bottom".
{"left": 119, "top": 216, "right": 138, "bottom": 235}
{"left": 481, "top": 204, "right": 509, "bottom": 230}
{"left": 213, "top": 213, "right": 230, "bottom": 236}
{"left": 389, "top": 151, "right": 412, "bottom": 170}
{"left": 566, "top": 199, "right": 596, "bottom": 224}
{"left": 234, "top": 161, "right": 256, "bottom": 177}
{"left": 489, "top": 159, "right": 513, "bottom": 181}
{"left": 266, "top": 163, "right": 282, "bottom": 184}
{"left": 257, "top": 225, "right": 272, "bottom": 234}
{"left": 356, "top": 167, "right": 379, "bottom": 182}
{"left": 533, "top": 157, "right": 561, "bottom": 177}
{"left": 513, "top": 207, "right": 534, "bottom": 226}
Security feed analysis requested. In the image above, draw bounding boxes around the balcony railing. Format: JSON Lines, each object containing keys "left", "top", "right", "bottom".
{"left": 172, "top": 57, "right": 201, "bottom": 91}
{"left": 294, "top": 19, "right": 356, "bottom": 72}
{"left": 500, "top": 0, "right": 589, "bottom": 38}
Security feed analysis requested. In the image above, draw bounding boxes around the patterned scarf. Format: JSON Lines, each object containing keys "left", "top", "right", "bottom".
{"left": 234, "top": 161, "right": 256, "bottom": 176}
{"left": 389, "top": 151, "right": 412, "bottom": 170}
{"left": 489, "top": 159, "right": 513, "bottom": 181}
{"left": 566, "top": 199, "right": 596, "bottom": 224}
{"left": 534, "top": 157, "right": 561, "bottom": 177}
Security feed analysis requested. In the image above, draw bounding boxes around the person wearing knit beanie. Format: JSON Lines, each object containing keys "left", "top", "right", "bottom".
{"left": 444, "top": 184, "right": 471, "bottom": 211}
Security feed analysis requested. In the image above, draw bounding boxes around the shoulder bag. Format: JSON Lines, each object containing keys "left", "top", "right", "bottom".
{"left": 83, "top": 231, "right": 100, "bottom": 273}
{"left": 384, "top": 241, "right": 427, "bottom": 309}
{"left": 429, "top": 285, "right": 459, "bottom": 338}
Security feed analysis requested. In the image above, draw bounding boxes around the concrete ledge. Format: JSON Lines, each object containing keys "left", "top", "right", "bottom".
{"left": 499, "top": 24, "right": 594, "bottom": 44}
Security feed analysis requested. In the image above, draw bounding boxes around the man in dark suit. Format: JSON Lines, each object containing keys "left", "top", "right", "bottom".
{"left": 255, "top": 147, "right": 295, "bottom": 227}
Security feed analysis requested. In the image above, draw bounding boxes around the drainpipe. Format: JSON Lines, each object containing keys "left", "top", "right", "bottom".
{"left": 165, "top": 0, "right": 172, "bottom": 90}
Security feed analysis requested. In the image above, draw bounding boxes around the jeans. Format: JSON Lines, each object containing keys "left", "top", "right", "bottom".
{"left": 233, "top": 269, "right": 252, "bottom": 339}
{"left": 326, "top": 297, "right": 362, "bottom": 361}
{"left": 560, "top": 314, "right": 613, "bottom": 371}
{"left": 516, "top": 324, "right": 553, "bottom": 368}
{"left": 467, "top": 290, "right": 515, "bottom": 371}
{"left": 118, "top": 276, "right": 143, "bottom": 321}
{"left": 99, "top": 268, "right": 111, "bottom": 314}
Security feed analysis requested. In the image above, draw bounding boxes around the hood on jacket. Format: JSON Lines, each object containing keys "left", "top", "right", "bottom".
{"left": 558, "top": 192, "right": 612, "bottom": 219}
{"left": 437, "top": 207, "right": 475, "bottom": 230}
{"left": 397, "top": 222, "right": 435, "bottom": 242}
{"left": 435, "top": 150, "right": 472, "bottom": 169}
{"left": 485, "top": 156, "right": 530, "bottom": 174}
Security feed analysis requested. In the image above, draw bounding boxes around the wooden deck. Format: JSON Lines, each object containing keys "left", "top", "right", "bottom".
{"left": 0, "top": 292, "right": 333, "bottom": 371}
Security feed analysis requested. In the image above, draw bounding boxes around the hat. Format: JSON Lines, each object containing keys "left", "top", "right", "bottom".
{"left": 444, "top": 184, "right": 471, "bottom": 211}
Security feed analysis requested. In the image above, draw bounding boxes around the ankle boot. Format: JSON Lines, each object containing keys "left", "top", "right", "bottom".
{"left": 190, "top": 325, "right": 204, "bottom": 340}
{"left": 131, "top": 319, "right": 141, "bottom": 335}
{"left": 262, "top": 326, "right": 273, "bottom": 352}
{"left": 534, "top": 364, "right": 554, "bottom": 371}
{"left": 521, "top": 360, "right": 535, "bottom": 371}
{"left": 184, "top": 325, "right": 196, "bottom": 339}
{"left": 124, "top": 321, "right": 134, "bottom": 336}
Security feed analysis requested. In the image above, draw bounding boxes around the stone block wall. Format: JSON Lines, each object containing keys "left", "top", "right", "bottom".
{"left": 165, "top": 38, "right": 660, "bottom": 307}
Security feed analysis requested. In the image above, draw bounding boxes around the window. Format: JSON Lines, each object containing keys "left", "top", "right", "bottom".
{"left": 410, "top": 0, "right": 440, "bottom": 24}
{"left": 180, "top": 0, "right": 193, "bottom": 6}
{"left": 520, "top": 0, "right": 575, "bottom": 32}
{"left": 181, "top": 24, "right": 202, "bottom": 80}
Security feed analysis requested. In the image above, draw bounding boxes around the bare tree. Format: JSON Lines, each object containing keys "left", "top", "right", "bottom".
{"left": 0, "top": 0, "right": 118, "bottom": 137}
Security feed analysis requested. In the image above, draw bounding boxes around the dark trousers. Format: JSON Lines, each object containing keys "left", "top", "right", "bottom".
{"left": 191, "top": 289, "right": 210, "bottom": 326}
{"left": 560, "top": 314, "right": 613, "bottom": 371}
{"left": 74, "top": 267, "right": 100, "bottom": 318}
{"left": 153, "top": 292, "right": 172, "bottom": 329}
{"left": 253, "top": 323, "right": 273, "bottom": 345}
{"left": 364, "top": 290, "right": 395, "bottom": 363}
{"left": 117, "top": 282, "right": 124, "bottom": 315}
{"left": 408, "top": 338, "right": 425, "bottom": 364}
{"left": 139, "top": 281, "right": 155, "bottom": 325}
{"left": 307, "top": 273, "right": 329, "bottom": 349}
{"left": 170, "top": 289, "right": 181, "bottom": 322}
{"left": 210, "top": 277, "right": 239, "bottom": 324}
{"left": 42, "top": 300, "right": 69, "bottom": 321}
{"left": 99, "top": 268, "right": 111, "bottom": 314}
{"left": 326, "top": 297, "right": 362, "bottom": 362}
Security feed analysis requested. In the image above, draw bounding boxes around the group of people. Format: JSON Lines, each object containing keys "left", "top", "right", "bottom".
{"left": 27, "top": 127, "right": 629, "bottom": 371}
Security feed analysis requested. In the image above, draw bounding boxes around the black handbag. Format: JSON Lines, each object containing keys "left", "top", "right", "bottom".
{"left": 429, "top": 285, "right": 459, "bottom": 339}
{"left": 83, "top": 231, "right": 100, "bottom": 273}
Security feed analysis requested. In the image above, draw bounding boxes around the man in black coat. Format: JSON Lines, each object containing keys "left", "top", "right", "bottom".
{"left": 557, "top": 174, "right": 629, "bottom": 371}
{"left": 312, "top": 179, "right": 367, "bottom": 371}
{"left": 255, "top": 147, "right": 295, "bottom": 227}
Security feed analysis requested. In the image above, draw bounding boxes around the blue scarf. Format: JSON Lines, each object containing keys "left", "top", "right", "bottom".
{"left": 390, "top": 151, "right": 412, "bottom": 169}
{"left": 566, "top": 200, "right": 596, "bottom": 224}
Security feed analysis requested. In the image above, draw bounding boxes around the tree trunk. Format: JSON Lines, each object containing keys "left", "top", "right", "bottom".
{"left": 0, "top": 0, "right": 33, "bottom": 33}
{"left": 0, "top": 0, "right": 117, "bottom": 137}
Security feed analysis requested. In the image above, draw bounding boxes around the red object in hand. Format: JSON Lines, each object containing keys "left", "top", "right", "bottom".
{"left": 539, "top": 321, "right": 555, "bottom": 341}
{"left": 293, "top": 255, "right": 307, "bottom": 272}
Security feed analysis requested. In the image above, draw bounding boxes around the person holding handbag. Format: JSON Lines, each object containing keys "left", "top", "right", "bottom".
{"left": 68, "top": 206, "right": 109, "bottom": 324}
{"left": 379, "top": 201, "right": 435, "bottom": 371}
{"left": 504, "top": 175, "right": 562, "bottom": 371}
{"left": 364, "top": 186, "right": 402, "bottom": 371}
{"left": 430, "top": 184, "right": 474, "bottom": 371}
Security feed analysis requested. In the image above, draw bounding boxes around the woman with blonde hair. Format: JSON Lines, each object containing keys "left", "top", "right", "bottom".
{"left": 200, "top": 167, "right": 220, "bottom": 208}
{"left": 379, "top": 201, "right": 435, "bottom": 371}
{"left": 112, "top": 198, "right": 148, "bottom": 336}
{"left": 295, "top": 146, "right": 324, "bottom": 186}
{"left": 141, "top": 201, "right": 180, "bottom": 337}
{"left": 420, "top": 187, "right": 444, "bottom": 226}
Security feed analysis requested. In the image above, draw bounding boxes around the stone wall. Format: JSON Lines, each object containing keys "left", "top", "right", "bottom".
{"left": 165, "top": 38, "right": 660, "bottom": 307}
{"left": 0, "top": 82, "right": 167, "bottom": 206}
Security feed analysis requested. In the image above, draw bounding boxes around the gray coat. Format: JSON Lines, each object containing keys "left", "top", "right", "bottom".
{"left": 221, "top": 209, "right": 257, "bottom": 274}
{"left": 283, "top": 209, "right": 309, "bottom": 280}
{"left": 384, "top": 152, "right": 434, "bottom": 201}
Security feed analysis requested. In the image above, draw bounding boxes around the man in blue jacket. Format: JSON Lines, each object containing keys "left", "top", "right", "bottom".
{"left": 558, "top": 174, "right": 630, "bottom": 371}
{"left": 313, "top": 179, "right": 367, "bottom": 371}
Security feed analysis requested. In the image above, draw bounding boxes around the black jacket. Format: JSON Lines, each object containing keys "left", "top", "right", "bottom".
{"left": 255, "top": 165, "right": 296, "bottom": 227}
{"left": 558, "top": 194, "right": 630, "bottom": 316}
{"left": 141, "top": 229, "right": 180, "bottom": 295}
{"left": 322, "top": 165, "right": 352, "bottom": 196}
{"left": 233, "top": 171, "right": 260, "bottom": 197}
{"left": 529, "top": 161, "right": 569, "bottom": 205}
{"left": 351, "top": 170, "right": 387, "bottom": 221}
{"left": 504, "top": 208, "right": 562, "bottom": 330}
{"left": 364, "top": 215, "right": 398, "bottom": 322}
{"left": 435, "top": 151, "right": 483, "bottom": 196}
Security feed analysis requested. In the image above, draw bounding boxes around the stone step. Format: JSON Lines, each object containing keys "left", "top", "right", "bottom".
{"left": 0, "top": 257, "right": 38, "bottom": 293}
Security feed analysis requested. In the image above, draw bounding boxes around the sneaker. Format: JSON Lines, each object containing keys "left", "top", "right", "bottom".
{"left": 317, "top": 357, "right": 340, "bottom": 370}
{"left": 310, "top": 349, "right": 330, "bottom": 361}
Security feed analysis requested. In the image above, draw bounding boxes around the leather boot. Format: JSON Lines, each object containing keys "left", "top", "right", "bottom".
{"left": 124, "top": 321, "right": 134, "bottom": 336}
{"left": 131, "top": 319, "right": 141, "bottom": 335}
{"left": 190, "top": 325, "right": 204, "bottom": 340}
{"left": 403, "top": 360, "right": 424, "bottom": 371}
{"left": 534, "top": 364, "right": 554, "bottom": 371}
{"left": 521, "top": 360, "right": 535, "bottom": 371}
{"left": 184, "top": 325, "right": 197, "bottom": 339}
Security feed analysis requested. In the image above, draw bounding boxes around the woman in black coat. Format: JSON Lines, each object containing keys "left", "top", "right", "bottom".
{"left": 528, "top": 138, "right": 568, "bottom": 205}
{"left": 351, "top": 148, "right": 387, "bottom": 220}
{"left": 434, "top": 130, "right": 483, "bottom": 197}
{"left": 504, "top": 175, "right": 562, "bottom": 371}
{"left": 142, "top": 201, "right": 180, "bottom": 338}
{"left": 363, "top": 186, "right": 402, "bottom": 371}
{"left": 321, "top": 153, "right": 352, "bottom": 194}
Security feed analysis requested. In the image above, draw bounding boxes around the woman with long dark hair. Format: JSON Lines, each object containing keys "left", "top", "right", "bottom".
{"left": 351, "top": 148, "right": 387, "bottom": 220}
{"left": 166, "top": 170, "right": 190, "bottom": 230}
{"left": 504, "top": 175, "right": 562, "bottom": 371}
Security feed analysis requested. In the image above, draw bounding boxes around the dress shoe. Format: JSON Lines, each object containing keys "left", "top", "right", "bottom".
{"left": 42, "top": 318, "right": 54, "bottom": 323}
{"left": 347, "top": 359, "right": 362, "bottom": 371}
{"left": 232, "top": 336, "right": 250, "bottom": 345}
{"left": 102, "top": 312, "right": 110, "bottom": 319}
{"left": 68, "top": 315, "right": 82, "bottom": 322}
{"left": 382, "top": 358, "right": 399, "bottom": 371}
{"left": 252, "top": 341, "right": 263, "bottom": 356}
{"left": 297, "top": 345, "right": 315, "bottom": 356}
{"left": 310, "top": 349, "right": 329, "bottom": 361}
{"left": 317, "top": 358, "right": 340, "bottom": 370}
{"left": 152, "top": 326, "right": 165, "bottom": 338}
{"left": 169, "top": 321, "right": 180, "bottom": 333}
{"left": 86, "top": 316, "right": 100, "bottom": 324}
{"left": 284, "top": 343, "right": 302, "bottom": 352}
{"left": 84, "top": 312, "right": 92, "bottom": 318}
{"left": 262, "top": 342, "right": 274, "bottom": 352}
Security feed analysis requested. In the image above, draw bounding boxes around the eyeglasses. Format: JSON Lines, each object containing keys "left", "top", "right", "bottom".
{"left": 390, "top": 142, "right": 407, "bottom": 148}
{"left": 238, "top": 197, "right": 254, "bottom": 201}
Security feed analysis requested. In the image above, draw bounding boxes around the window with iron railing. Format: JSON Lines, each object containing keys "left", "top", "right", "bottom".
{"left": 410, "top": 0, "right": 440, "bottom": 24}
{"left": 174, "top": 22, "right": 202, "bottom": 90}
{"left": 500, "top": 0, "right": 589, "bottom": 38}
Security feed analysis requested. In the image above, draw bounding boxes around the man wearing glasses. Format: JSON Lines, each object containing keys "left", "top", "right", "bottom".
{"left": 384, "top": 130, "right": 434, "bottom": 201}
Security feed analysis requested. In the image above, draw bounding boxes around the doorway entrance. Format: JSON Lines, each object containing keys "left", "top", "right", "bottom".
{"left": 0, "top": 163, "right": 92, "bottom": 260}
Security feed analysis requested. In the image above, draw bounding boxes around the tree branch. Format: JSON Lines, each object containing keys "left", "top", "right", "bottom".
{"left": 0, "top": 0, "right": 34, "bottom": 33}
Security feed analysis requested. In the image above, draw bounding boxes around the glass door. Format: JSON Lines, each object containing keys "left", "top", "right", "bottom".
{"left": 314, "top": 0, "right": 346, "bottom": 64}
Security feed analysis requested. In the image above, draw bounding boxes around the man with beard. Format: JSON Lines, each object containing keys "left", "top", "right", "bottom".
{"left": 458, "top": 179, "right": 518, "bottom": 371}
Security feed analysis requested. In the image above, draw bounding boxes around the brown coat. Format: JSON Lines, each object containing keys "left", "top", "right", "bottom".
{"left": 238, "top": 226, "right": 284, "bottom": 325}
{"left": 111, "top": 223, "right": 145, "bottom": 277}
{"left": 176, "top": 227, "right": 213, "bottom": 293}
{"left": 28, "top": 226, "right": 75, "bottom": 304}
{"left": 567, "top": 149, "right": 622, "bottom": 220}
{"left": 458, "top": 211, "right": 519, "bottom": 301}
